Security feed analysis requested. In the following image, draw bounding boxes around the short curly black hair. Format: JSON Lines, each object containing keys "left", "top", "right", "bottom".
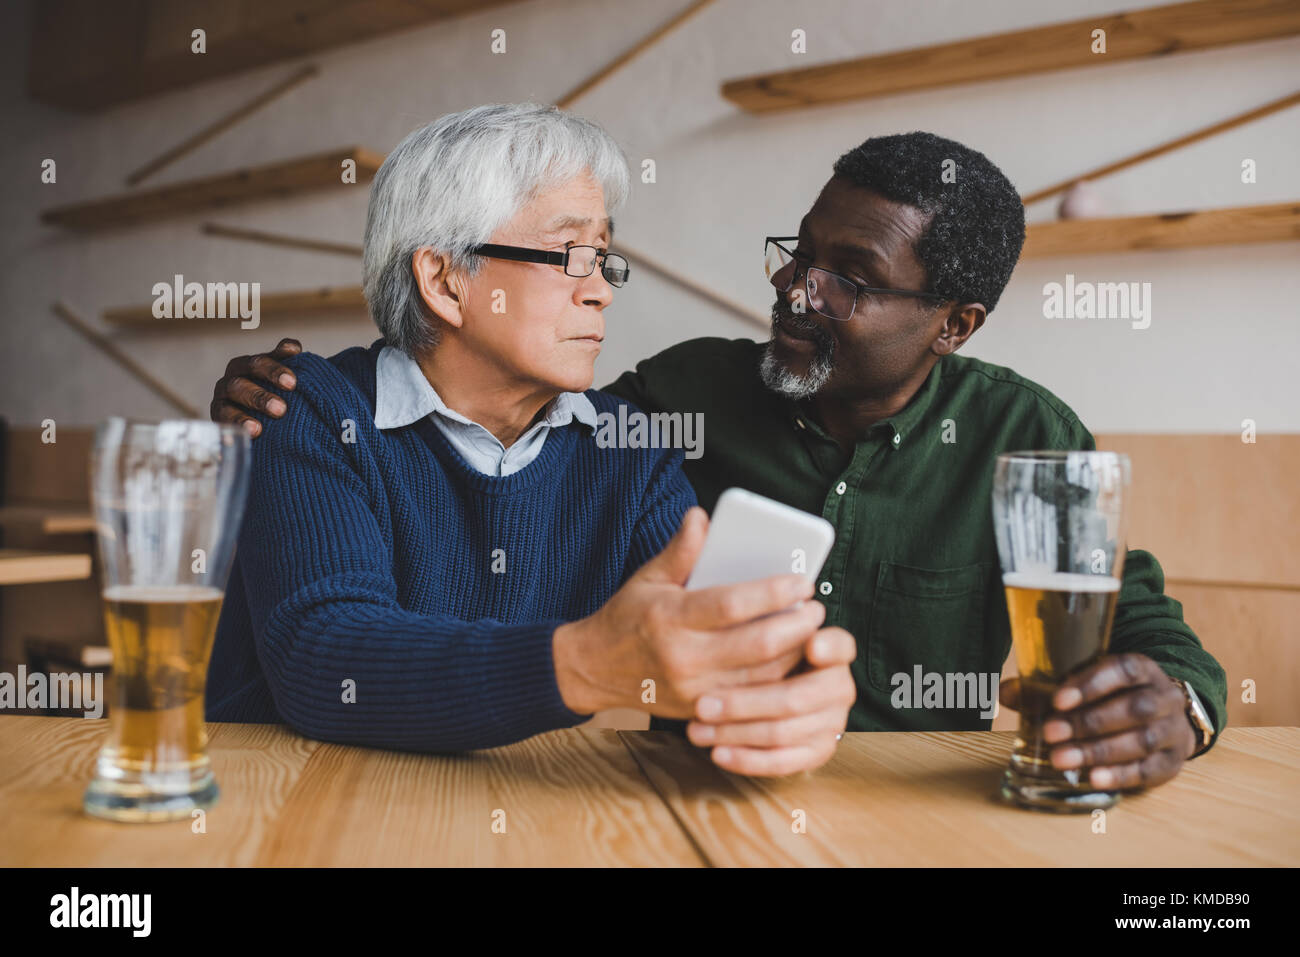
{"left": 831, "top": 131, "right": 1024, "bottom": 311}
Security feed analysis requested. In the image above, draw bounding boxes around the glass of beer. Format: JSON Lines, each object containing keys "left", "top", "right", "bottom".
{"left": 992, "top": 451, "right": 1130, "bottom": 812}
{"left": 84, "top": 419, "right": 250, "bottom": 822}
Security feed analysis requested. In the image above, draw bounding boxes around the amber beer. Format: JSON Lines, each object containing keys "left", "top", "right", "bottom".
{"left": 85, "top": 418, "right": 249, "bottom": 822}
{"left": 98, "top": 586, "right": 224, "bottom": 776}
{"left": 1003, "top": 571, "right": 1121, "bottom": 807}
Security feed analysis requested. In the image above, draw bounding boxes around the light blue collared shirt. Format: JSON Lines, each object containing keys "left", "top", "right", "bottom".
{"left": 372, "top": 346, "right": 598, "bottom": 476}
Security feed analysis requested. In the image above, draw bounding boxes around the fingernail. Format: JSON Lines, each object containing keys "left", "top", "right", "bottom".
{"left": 241, "top": 420, "right": 259, "bottom": 437}
{"left": 1055, "top": 687, "right": 1083, "bottom": 709}
{"left": 1043, "top": 719, "right": 1072, "bottom": 742}
{"left": 812, "top": 636, "right": 830, "bottom": 660}
{"left": 691, "top": 723, "right": 715, "bottom": 744}
{"left": 1054, "top": 746, "right": 1083, "bottom": 768}
{"left": 1092, "top": 768, "right": 1115, "bottom": 788}
{"left": 698, "top": 696, "right": 722, "bottom": 719}
{"left": 268, "top": 398, "right": 287, "bottom": 415}
{"left": 279, "top": 373, "right": 296, "bottom": 388}
{"left": 713, "top": 747, "right": 732, "bottom": 763}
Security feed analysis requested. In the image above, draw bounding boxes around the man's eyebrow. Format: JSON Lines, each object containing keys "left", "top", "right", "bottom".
{"left": 796, "top": 221, "right": 886, "bottom": 267}
{"left": 542, "top": 215, "right": 612, "bottom": 236}
{"left": 830, "top": 241, "right": 885, "bottom": 265}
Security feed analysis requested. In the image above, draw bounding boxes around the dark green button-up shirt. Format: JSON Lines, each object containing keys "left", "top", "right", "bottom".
{"left": 603, "top": 337, "right": 1227, "bottom": 744}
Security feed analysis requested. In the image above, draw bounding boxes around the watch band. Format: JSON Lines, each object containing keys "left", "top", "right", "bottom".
{"left": 1173, "top": 678, "right": 1215, "bottom": 757}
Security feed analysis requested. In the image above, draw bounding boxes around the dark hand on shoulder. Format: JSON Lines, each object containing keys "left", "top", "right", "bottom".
{"left": 210, "top": 338, "right": 303, "bottom": 437}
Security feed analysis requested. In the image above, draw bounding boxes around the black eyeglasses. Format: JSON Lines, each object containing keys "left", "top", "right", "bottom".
{"left": 471, "top": 243, "right": 629, "bottom": 287}
{"left": 764, "top": 236, "right": 946, "bottom": 322}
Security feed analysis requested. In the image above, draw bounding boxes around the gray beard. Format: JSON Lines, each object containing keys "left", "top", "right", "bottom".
{"left": 759, "top": 336, "right": 834, "bottom": 399}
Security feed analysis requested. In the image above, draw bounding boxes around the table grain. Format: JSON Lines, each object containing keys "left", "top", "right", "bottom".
{"left": 621, "top": 727, "right": 1300, "bottom": 866}
{"left": 1, "top": 717, "right": 1295, "bottom": 866}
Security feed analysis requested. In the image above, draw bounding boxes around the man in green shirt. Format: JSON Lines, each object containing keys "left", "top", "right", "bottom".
{"left": 210, "top": 131, "right": 1225, "bottom": 793}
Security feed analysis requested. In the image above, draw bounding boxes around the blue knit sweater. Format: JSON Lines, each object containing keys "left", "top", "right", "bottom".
{"left": 205, "top": 340, "right": 696, "bottom": 751}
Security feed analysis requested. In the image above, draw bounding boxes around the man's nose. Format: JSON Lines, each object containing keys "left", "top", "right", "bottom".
{"left": 577, "top": 273, "right": 614, "bottom": 308}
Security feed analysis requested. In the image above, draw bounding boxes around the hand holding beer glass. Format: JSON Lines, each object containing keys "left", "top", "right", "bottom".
{"left": 992, "top": 451, "right": 1130, "bottom": 812}
{"left": 84, "top": 419, "right": 250, "bottom": 822}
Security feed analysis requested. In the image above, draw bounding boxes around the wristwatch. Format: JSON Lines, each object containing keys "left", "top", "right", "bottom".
{"left": 1172, "top": 678, "right": 1215, "bottom": 757}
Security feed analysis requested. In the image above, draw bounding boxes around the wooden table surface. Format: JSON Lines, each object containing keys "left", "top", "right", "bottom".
{"left": 2, "top": 717, "right": 1296, "bottom": 866}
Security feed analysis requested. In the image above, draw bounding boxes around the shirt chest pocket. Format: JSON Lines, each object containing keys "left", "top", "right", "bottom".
{"left": 866, "top": 561, "right": 989, "bottom": 693}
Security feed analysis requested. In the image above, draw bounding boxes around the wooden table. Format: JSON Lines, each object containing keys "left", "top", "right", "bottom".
{"left": 1, "top": 717, "right": 1296, "bottom": 866}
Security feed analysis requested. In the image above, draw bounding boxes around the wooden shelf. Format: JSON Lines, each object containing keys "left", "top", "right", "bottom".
{"left": 41, "top": 146, "right": 384, "bottom": 230}
{"left": 0, "top": 550, "right": 92, "bottom": 586}
{"left": 0, "top": 506, "right": 96, "bottom": 535}
{"left": 26, "top": 637, "right": 113, "bottom": 669}
{"left": 1021, "top": 202, "right": 1300, "bottom": 258}
{"left": 721, "top": 0, "right": 1300, "bottom": 112}
{"left": 104, "top": 285, "right": 367, "bottom": 327}
{"left": 29, "top": 0, "right": 526, "bottom": 112}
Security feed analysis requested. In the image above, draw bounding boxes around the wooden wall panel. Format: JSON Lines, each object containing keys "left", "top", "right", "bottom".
{"left": 3, "top": 428, "right": 94, "bottom": 507}
{"left": 1095, "top": 433, "right": 1300, "bottom": 588}
{"left": 1173, "top": 584, "right": 1299, "bottom": 727}
{"left": 0, "top": 429, "right": 100, "bottom": 671}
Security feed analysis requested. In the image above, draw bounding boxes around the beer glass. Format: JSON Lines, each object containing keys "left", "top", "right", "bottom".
{"left": 992, "top": 451, "right": 1130, "bottom": 812}
{"left": 84, "top": 419, "right": 250, "bottom": 822}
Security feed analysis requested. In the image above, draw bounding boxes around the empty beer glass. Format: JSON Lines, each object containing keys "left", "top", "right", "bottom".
{"left": 84, "top": 419, "right": 250, "bottom": 822}
{"left": 992, "top": 451, "right": 1130, "bottom": 812}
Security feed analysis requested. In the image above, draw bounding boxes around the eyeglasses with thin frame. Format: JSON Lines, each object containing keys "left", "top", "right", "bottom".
{"left": 764, "top": 236, "right": 946, "bottom": 322}
{"left": 471, "top": 243, "right": 630, "bottom": 287}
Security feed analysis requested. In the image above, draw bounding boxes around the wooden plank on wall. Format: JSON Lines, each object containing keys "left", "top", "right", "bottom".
{"left": 1094, "top": 434, "right": 1300, "bottom": 588}
{"left": 29, "top": 0, "right": 527, "bottom": 111}
{"left": 2, "top": 428, "right": 95, "bottom": 506}
{"left": 1172, "top": 584, "right": 1300, "bottom": 727}
{"left": 721, "top": 0, "right": 1300, "bottom": 112}
{"left": 0, "top": 550, "right": 92, "bottom": 586}
{"left": 0, "top": 507, "right": 96, "bottom": 535}
{"left": 1022, "top": 203, "right": 1300, "bottom": 258}
{"left": 103, "top": 285, "right": 368, "bottom": 326}
{"left": 41, "top": 147, "right": 384, "bottom": 230}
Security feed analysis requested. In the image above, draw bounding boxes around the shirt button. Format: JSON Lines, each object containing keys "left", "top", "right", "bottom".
{"left": 819, "top": 581, "right": 832, "bottom": 596}
{"left": 892, "top": 434, "right": 901, "bottom": 446}
{"left": 835, "top": 481, "right": 847, "bottom": 495}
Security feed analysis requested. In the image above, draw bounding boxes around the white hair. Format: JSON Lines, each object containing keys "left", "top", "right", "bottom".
{"left": 759, "top": 341, "right": 834, "bottom": 399}
{"left": 362, "top": 103, "right": 631, "bottom": 355}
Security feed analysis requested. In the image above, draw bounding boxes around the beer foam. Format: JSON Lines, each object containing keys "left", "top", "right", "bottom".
{"left": 102, "top": 585, "right": 225, "bottom": 603}
{"left": 1002, "top": 571, "right": 1120, "bottom": 592}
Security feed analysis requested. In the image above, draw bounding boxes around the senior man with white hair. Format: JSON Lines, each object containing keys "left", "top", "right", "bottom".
{"left": 205, "top": 103, "right": 856, "bottom": 773}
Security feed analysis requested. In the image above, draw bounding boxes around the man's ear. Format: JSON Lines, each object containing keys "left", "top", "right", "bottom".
{"left": 411, "top": 247, "right": 466, "bottom": 330}
{"left": 931, "top": 302, "right": 986, "bottom": 356}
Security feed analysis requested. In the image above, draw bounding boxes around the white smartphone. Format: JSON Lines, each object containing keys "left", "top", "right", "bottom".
{"left": 686, "top": 487, "right": 836, "bottom": 590}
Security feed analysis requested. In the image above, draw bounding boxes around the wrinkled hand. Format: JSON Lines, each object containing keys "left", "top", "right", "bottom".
{"left": 1000, "top": 652, "right": 1197, "bottom": 791}
{"left": 554, "top": 508, "right": 823, "bottom": 721}
{"left": 686, "top": 624, "right": 857, "bottom": 777}
{"left": 210, "top": 338, "right": 303, "bottom": 436}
